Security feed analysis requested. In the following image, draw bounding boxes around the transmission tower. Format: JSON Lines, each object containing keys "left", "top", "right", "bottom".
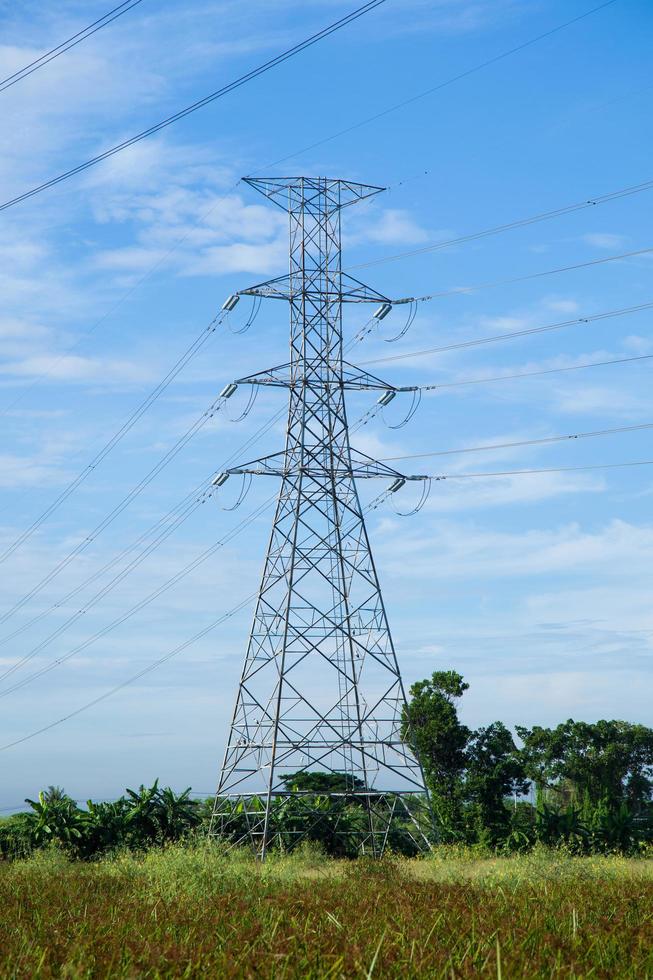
{"left": 211, "top": 176, "right": 432, "bottom": 857}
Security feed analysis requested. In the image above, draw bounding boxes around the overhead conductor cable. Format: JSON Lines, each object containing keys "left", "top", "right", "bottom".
{"left": 0, "top": 0, "right": 388, "bottom": 213}
{"left": 0, "top": 306, "right": 232, "bottom": 566}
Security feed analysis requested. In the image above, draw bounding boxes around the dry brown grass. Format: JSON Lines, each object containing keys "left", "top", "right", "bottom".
{"left": 1, "top": 845, "right": 651, "bottom": 977}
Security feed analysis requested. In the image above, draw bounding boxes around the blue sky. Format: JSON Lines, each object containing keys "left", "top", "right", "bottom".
{"left": 0, "top": 0, "right": 651, "bottom": 809}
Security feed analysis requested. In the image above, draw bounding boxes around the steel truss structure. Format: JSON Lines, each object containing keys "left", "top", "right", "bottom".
{"left": 211, "top": 177, "right": 432, "bottom": 857}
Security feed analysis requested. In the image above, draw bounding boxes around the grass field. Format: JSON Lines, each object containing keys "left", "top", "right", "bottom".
{"left": 1, "top": 845, "right": 652, "bottom": 978}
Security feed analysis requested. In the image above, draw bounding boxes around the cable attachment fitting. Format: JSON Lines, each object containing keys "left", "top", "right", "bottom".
{"left": 221, "top": 382, "right": 258, "bottom": 422}
{"left": 230, "top": 295, "right": 261, "bottom": 335}
{"left": 380, "top": 388, "right": 422, "bottom": 430}
{"left": 209, "top": 472, "right": 253, "bottom": 511}
{"left": 384, "top": 300, "right": 417, "bottom": 343}
{"left": 389, "top": 477, "right": 432, "bottom": 517}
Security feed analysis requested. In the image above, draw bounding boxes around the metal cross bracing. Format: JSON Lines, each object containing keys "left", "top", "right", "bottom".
{"left": 210, "top": 176, "right": 433, "bottom": 858}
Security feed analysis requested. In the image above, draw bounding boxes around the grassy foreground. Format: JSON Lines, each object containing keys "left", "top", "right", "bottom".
{"left": 1, "top": 846, "right": 652, "bottom": 978}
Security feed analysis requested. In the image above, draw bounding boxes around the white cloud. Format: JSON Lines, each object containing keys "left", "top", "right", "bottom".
{"left": 376, "top": 517, "right": 653, "bottom": 581}
{"left": 550, "top": 381, "right": 647, "bottom": 417}
{"left": 543, "top": 298, "right": 580, "bottom": 314}
{"left": 346, "top": 208, "right": 429, "bottom": 247}
{"left": 459, "top": 669, "right": 653, "bottom": 730}
{"left": 1, "top": 353, "right": 151, "bottom": 384}
{"left": 185, "top": 240, "right": 286, "bottom": 277}
{"left": 622, "top": 334, "right": 653, "bottom": 353}
{"left": 582, "top": 232, "right": 627, "bottom": 250}
{"left": 0, "top": 317, "right": 50, "bottom": 342}
{"left": 0, "top": 453, "right": 71, "bottom": 490}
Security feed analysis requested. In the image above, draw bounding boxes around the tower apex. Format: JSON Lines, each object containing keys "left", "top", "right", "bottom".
{"left": 242, "top": 175, "right": 385, "bottom": 211}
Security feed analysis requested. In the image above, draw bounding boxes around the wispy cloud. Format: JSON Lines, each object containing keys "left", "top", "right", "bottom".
{"left": 582, "top": 232, "right": 627, "bottom": 250}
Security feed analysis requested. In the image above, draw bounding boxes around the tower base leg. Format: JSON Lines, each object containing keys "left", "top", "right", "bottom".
{"left": 210, "top": 791, "right": 433, "bottom": 858}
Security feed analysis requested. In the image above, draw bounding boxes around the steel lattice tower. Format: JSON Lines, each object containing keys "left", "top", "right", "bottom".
{"left": 211, "top": 177, "right": 432, "bottom": 857}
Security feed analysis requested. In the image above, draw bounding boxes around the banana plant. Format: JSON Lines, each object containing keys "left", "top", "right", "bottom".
{"left": 24, "top": 792, "right": 88, "bottom": 849}
{"left": 155, "top": 786, "right": 200, "bottom": 841}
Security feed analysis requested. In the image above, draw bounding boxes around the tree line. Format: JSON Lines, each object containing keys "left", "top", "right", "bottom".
{"left": 402, "top": 670, "right": 653, "bottom": 853}
{"left": 1, "top": 669, "right": 651, "bottom": 859}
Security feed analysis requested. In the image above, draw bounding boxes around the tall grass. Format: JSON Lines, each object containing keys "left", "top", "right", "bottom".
{"left": 1, "top": 845, "right": 651, "bottom": 977}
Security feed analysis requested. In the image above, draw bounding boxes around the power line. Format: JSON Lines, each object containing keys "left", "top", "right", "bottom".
{"left": 0, "top": 494, "right": 206, "bottom": 686}
{"left": 362, "top": 300, "right": 653, "bottom": 366}
{"left": 0, "top": 0, "right": 145, "bottom": 95}
{"left": 0, "top": 396, "right": 287, "bottom": 632}
{"left": 9, "top": 178, "right": 648, "bottom": 421}
{"left": 0, "top": 411, "right": 211, "bottom": 628}
{"left": 5, "top": 337, "right": 642, "bottom": 658}
{"left": 0, "top": 487, "right": 393, "bottom": 751}
{"left": 2, "top": 280, "right": 637, "bottom": 624}
{"left": 349, "top": 179, "right": 653, "bottom": 273}
{"left": 0, "top": 0, "right": 387, "bottom": 214}
{"left": 0, "top": 260, "right": 198, "bottom": 419}
{"left": 5, "top": 154, "right": 649, "bottom": 426}
{"left": 0, "top": 487, "right": 204, "bottom": 648}
{"left": 2, "top": 269, "right": 648, "bottom": 691}
{"left": 0, "top": 403, "right": 376, "bottom": 694}
{"left": 0, "top": 1, "right": 633, "bottom": 427}
{"left": 260, "top": 0, "right": 620, "bottom": 172}
{"left": 0, "top": 498, "right": 276, "bottom": 699}
{"left": 393, "top": 246, "right": 653, "bottom": 304}
{"left": 0, "top": 297, "right": 375, "bottom": 636}
{"left": 0, "top": 594, "right": 256, "bottom": 753}
{"left": 0, "top": 309, "right": 228, "bottom": 566}
{"left": 0, "top": 0, "right": 389, "bottom": 418}
{"left": 423, "top": 459, "right": 653, "bottom": 482}
{"left": 381, "top": 421, "right": 653, "bottom": 463}
{"left": 0, "top": 406, "right": 287, "bottom": 649}
{"left": 3, "top": 444, "right": 650, "bottom": 753}
{"left": 423, "top": 353, "right": 653, "bottom": 391}
{"left": 0, "top": 404, "right": 299, "bottom": 678}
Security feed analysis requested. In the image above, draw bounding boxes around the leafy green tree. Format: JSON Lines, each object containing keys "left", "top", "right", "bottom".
{"left": 401, "top": 670, "right": 471, "bottom": 837}
{"left": 517, "top": 719, "right": 653, "bottom": 811}
{"left": 270, "top": 792, "right": 362, "bottom": 857}
{"left": 41, "top": 785, "right": 69, "bottom": 803}
{"left": 464, "top": 721, "right": 529, "bottom": 844}
{"left": 274, "top": 773, "right": 369, "bottom": 855}
{"left": 279, "top": 772, "right": 366, "bottom": 794}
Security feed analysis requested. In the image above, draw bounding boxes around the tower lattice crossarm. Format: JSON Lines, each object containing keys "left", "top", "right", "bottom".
{"left": 211, "top": 177, "right": 433, "bottom": 858}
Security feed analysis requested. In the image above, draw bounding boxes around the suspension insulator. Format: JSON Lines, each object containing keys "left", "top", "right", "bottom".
{"left": 373, "top": 302, "right": 392, "bottom": 320}
{"left": 378, "top": 389, "right": 397, "bottom": 406}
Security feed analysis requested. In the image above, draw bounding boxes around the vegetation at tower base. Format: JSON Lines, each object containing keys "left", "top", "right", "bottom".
{"left": 2, "top": 670, "right": 652, "bottom": 861}
{"left": 211, "top": 777, "right": 430, "bottom": 858}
